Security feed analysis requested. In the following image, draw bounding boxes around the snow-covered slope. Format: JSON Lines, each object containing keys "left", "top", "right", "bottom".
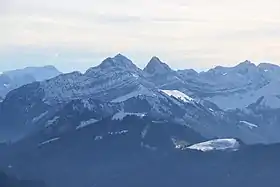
{"left": 187, "top": 138, "right": 240, "bottom": 152}
{"left": 3, "top": 80, "right": 271, "bottom": 144}
{"left": 112, "top": 111, "right": 146, "bottom": 120}
{"left": 161, "top": 90, "right": 193, "bottom": 103}
{"left": 142, "top": 58, "right": 280, "bottom": 110}
{"left": 197, "top": 61, "right": 280, "bottom": 109}
{"left": 206, "top": 80, "right": 280, "bottom": 110}
{"left": 157, "top": 60, "right": 280, "bottom": 110}
{"left": 40, "top": 54, "right": 154, "bottom": 104}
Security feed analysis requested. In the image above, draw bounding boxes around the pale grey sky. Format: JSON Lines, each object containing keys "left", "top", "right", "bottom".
{"left": 1, "top": 0, "right": 280, "bottom": 72}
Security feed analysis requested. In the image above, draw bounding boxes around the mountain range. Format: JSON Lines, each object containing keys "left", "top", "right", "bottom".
{"left": 1, "top": 54, "right": 280, "bottom": 143}
{"left": 1, "top": 54, "right": 280, "bottom": 187}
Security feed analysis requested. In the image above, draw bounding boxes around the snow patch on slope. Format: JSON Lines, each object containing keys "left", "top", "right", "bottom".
{"left": 208, "top": 81, "right": 280, "bottom": 110}
{"left": 3, "top": 84, "right": 9, "bottom": 88}
{"left": 141, "top": 125, "right": 149, "bottom": 138}
{"left": 32, "top": 111, "right": 48, "bottom": 123}
{"left": 45, "top": 116, "right": 60, "bottom": 127}
{"left": 112, "top": 111, "right": 146, "bottom": 120}
{"left": 76, "top": 118, "right": 98, "bottom": 130}
{"left": 81, "top": 99, "right": 95, "bottom": 111}
{"left": 161, "top": 90, "right": 193, "bottom": 103}
{"left": 39, "top": 137, "right": 60, "bottom": 146}
{"left": 240, "top": 121, "right": 258, "bottom": 129}
{"left": 108, "top": 130, "right": 129, "bottom": 135}
{"left": 187, "top": 138, "right": 240, "bottom": 152}
{"left": 94, "top": 136, "right": 103, "bottom": 141}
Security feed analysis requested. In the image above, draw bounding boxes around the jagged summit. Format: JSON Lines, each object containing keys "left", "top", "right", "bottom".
{"left": 85, "top": 54, "right": 140, "bottom": 76}
{"left": 99, "top": 54, "right": 138, "bottom": 69}
{"left": 144, "top": 56, "right": 172, "bottom": 75}
{"left": 235, "top": 60, "right": 256, "bottom": 68}
{"left": 242, "top": 60, "right": 252, "bottom": 64}
{"left": 114, "top": 53, "right": 127, "bottom": 59}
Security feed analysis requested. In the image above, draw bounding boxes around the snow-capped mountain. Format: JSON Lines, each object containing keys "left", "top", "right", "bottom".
{"left": 0, "top": 83, "right": 273, "bottom": 144}
{"left": 2, "top": 54, "right": 280, "bottom": 187}
{"left": 178, "top": 60, "right": 280, "bottom": 110}
{"left": 39, "top": 54, "right": 154, "bottom": 104}
{"left": 141, "top": 59, "right": 280, "bottom": 110}
{"left": 144, "top": 56, "right": 173, "bottom": 76}
{"left": 143, "top": 57, "right": 190, "bottom": 92}
{"left": 1, "top": 54, "right": 280, "bottom": 145}
{"left": 0, "top": 66, "right": 61, "bottom": 98}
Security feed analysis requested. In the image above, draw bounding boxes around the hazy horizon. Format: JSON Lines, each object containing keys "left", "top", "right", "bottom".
{"left": 1, "top": 0, "right": 280, "bottom": 72}
{"left": 0, "top": 53, "right": 275, "bottom": 74}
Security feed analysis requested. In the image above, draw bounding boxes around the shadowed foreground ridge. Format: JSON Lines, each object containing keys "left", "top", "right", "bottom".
{"left": 1, "top": 116, "right": 280, "bottom": 187}
{"left": 0, "top": 171, "right": 46, "bottom": 187}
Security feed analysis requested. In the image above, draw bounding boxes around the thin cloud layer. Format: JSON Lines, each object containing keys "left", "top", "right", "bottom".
{"left": 0, "top": 0, "right": 280, "bottom": 72}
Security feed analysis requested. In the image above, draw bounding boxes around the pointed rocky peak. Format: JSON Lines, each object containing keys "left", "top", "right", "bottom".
{"left": 114, "top": 53, "right": 129, "bottom": 60}
{"left": 85, "top": 54, "right": 140, "bottom": 76}
{"left": 99, "top": 54, "right": 138, "bottom": 70}
{"left": 235, "top": 60, "right": 256, "bottom": 68}
{"left": 242, "top": 60, "right": 252, "bottom": 64}
{"left": 144, "top": 56, "right": 172, "bottom": 75}
{"left": 231, "top": 60, "right": 258, "bottom": 75}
